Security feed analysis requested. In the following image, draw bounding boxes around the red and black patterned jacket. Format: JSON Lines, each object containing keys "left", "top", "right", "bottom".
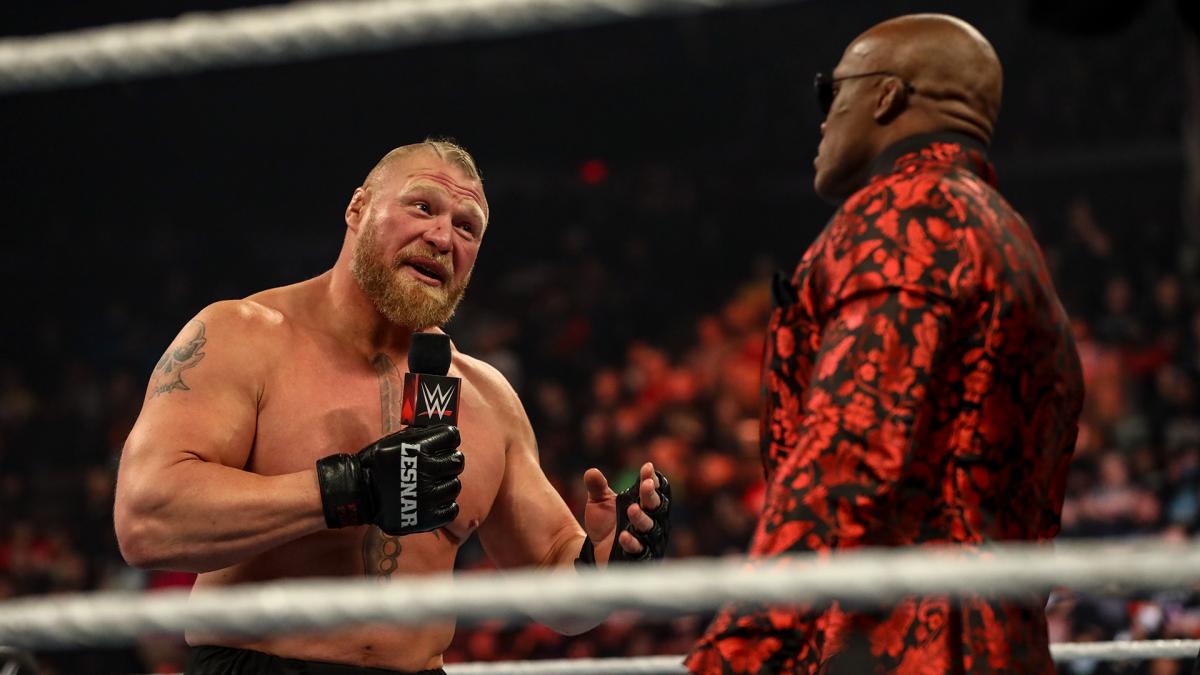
{"left": 687, "top": 133, "right": 1084, "bottom": 674}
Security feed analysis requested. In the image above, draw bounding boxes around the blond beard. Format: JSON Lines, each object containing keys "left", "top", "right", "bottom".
{"left": 351, "top": 220, "right": 471, "bottom": 330}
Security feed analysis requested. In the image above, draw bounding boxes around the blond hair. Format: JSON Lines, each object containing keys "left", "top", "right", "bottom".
{"left": 367, "top": 137, "right": 482, "bottom": 186}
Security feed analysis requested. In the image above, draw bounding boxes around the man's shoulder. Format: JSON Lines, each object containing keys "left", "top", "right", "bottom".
{"left": 187, "top": 284, "right": 316, "bottom": 363}
{"left": 837, "top": 162, "right": 1005, "bottom": 232}
{"left": 454, "top": 350, "right": 518, "bottom": 399}
{"left": 196, "top": 297, "right": 288, "bottom": 337}
{"left": 452, "top": 349, "right": 534, "bottom": 445}
{"left": 204, "top": 277, "right": 321, "bottom": 331}
{"left": 454, "top": 350, "right": 532, "bottom": 421}
{"left": 813, "top": 165, "right": 992, "bottom": 304}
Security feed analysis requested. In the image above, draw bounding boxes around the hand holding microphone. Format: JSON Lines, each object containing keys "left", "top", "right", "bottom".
{"left": 317, "top": 333, "right": 465, "bottom": 536}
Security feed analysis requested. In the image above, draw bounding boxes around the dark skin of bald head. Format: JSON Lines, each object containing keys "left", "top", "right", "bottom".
{"left": 813, "top": 14, "right": 1003, "bottom": 202}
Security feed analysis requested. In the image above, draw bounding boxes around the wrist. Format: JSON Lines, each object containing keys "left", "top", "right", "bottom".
{"left": 316, "top": 453, "right": 374, "bottom": 528}
{"left": 574, "top": 535, "right": 598, "bottom": 569}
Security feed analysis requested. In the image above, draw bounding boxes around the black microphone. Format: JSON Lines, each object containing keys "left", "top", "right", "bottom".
{"left": 401, "top": 333, "right": 461, "bottom": 427}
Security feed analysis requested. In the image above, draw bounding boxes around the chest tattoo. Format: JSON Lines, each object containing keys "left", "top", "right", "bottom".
{"left": 363, "top": 353, "right": 405, "bottom": 578}
{"left": 362, "top": 352, "right": 445, "bottom": 579}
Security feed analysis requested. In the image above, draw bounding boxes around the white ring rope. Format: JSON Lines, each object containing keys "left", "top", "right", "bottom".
{"left": 1050, "top": 639, "right": 1200, "bottom": 661}
{"left": 0, "top": 0, "right": 791, "bottom": 94}
{"left": 1, "top": 540, "right": 1199, "bottom": 650}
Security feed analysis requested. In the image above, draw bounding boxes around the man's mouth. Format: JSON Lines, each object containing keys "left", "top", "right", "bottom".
{"left": 401, "top": 256, "right": 449, "bottom": 286}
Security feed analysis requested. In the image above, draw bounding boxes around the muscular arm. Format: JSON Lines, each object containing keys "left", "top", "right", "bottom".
{"left": 114, "top": 302, "right": 325, "bottom": 573}
{"left": 475, "top": 376, "right": 592, "bottom": 633}
{"left": 477, "top": 389, "right": 584, "bottom": 570}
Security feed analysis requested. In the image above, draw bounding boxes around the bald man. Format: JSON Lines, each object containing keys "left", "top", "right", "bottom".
{"left": 114, "top": 139, "right": 672, "bottom": 675}
{"left": 687, "top": 15, "right": 1082, "bottom": 674}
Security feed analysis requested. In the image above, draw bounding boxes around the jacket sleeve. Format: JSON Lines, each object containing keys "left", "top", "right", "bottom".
{"left": 752, "top": 202, "right": 977, "bottom": 555}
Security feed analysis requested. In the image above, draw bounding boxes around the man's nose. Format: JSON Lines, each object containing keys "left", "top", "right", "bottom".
{"left": 422, "top": 216, "right": 453, "bottom": 252}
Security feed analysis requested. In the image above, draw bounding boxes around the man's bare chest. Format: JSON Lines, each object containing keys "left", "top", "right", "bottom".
{"left": 248, "top": 349, "right": 507, "bottom": 539}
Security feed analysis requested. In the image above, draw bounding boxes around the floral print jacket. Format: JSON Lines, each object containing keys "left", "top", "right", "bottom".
{"left": 688, "top": 133, "right": 1084, "bottom": 674}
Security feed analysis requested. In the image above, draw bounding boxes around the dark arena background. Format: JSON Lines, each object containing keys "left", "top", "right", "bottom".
{"left": 2, "top": 0, "right": 1199, "bottom": 673}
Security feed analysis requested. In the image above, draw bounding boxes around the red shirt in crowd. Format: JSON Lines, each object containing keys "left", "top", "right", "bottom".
{"left": 688, "top": 133, "right": 1085, "bottom": 674}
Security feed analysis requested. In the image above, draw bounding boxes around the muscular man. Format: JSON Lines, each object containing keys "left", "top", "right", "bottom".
{"left": 114, "top": 140, "right": 671, "bottom": 675}
{"left": 687, "top": 15, "right": 1083, "bottom": 674}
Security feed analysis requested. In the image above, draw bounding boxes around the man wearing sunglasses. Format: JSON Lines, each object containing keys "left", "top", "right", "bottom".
{"left": 688, "top": 13, "right": 1083, "bottom": 674}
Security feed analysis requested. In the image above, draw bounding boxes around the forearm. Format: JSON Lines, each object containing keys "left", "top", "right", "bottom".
{"left": 546, "top": 531, "right": 588, "bottom": 569}
{"left": 541, "top": 532, "right": 605, "bottom": 635}
{"left": 115, "top": 458, "right": 326, "bottom": 573}
{"left": 524, "top": 529, "right": 604, "bottom": 636}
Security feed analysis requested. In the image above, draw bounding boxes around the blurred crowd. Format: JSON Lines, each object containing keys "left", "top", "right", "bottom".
{"left": 3, "top": 5, "right": 1199, "bottom": 675}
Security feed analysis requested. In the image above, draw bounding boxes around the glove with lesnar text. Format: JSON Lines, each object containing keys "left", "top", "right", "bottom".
{"left": 316, "top": 425, "right": 464, "bottom": 536}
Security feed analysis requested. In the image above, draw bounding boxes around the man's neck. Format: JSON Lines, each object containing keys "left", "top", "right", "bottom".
{"left": 322, "top": 256, "right": 415, "bottom": 359}
{"left": 874, "top": 108, "right": 989, "bottom": 159}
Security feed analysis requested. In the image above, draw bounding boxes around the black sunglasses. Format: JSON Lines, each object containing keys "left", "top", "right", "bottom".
{"left": 814, "top": 71, "right": 915, "bottom": 115}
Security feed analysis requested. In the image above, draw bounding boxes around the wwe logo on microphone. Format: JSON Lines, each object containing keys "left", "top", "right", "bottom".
{"left": 402, "top": 372, "right": 460, "bottom": 427}
{"left": 420, "top": 382, "right": 456, "bottom": 420}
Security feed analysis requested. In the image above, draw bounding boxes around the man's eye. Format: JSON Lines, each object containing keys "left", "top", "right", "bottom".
{"left": 455, "top": 221, "right": 474, "bottom": 234}
{"left": 414, "top": 201, "right": 431, "bottom": 213}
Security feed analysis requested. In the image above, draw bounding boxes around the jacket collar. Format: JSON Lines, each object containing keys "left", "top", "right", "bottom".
{"left": 868, "top": 132, "right": 996, "bottom": 186}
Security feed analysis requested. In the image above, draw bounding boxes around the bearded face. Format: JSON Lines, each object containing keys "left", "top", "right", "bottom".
{"left": 351, "top": 216, "right": 472, "bottom": 330}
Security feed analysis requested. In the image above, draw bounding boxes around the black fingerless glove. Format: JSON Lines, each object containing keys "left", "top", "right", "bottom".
{"left": 577, "top": 471, "right": 672, "bottom": 566}
{"left": 317, "top": 425, "right": 464, "bottom": 536}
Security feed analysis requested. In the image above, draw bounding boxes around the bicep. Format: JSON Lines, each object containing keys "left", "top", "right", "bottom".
{"left": 119, "top": 308, "right": 261, "bottom": 490}
{"left": 478, "top": 400, "right": 581, "bottom": 569}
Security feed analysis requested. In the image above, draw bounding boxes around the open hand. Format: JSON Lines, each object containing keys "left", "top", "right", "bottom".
{"left": 582, "top": 462, "right": 668, "bottom": 563}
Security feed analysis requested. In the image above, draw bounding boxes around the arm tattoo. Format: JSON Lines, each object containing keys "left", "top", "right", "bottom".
{"left": 150, "top": 320, "right": 207, "bottom": 398}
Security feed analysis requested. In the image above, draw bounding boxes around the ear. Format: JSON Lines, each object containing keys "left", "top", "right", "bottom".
{"left": 345, "top": 187, "right": 367, "bottom": 233}
{"left": 873, "top": 78, "right": 909, "bottom": 123}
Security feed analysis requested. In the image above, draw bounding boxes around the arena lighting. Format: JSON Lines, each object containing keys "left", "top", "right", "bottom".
{"left": 580, "top": 159, "right": 610, "bottom": 185}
